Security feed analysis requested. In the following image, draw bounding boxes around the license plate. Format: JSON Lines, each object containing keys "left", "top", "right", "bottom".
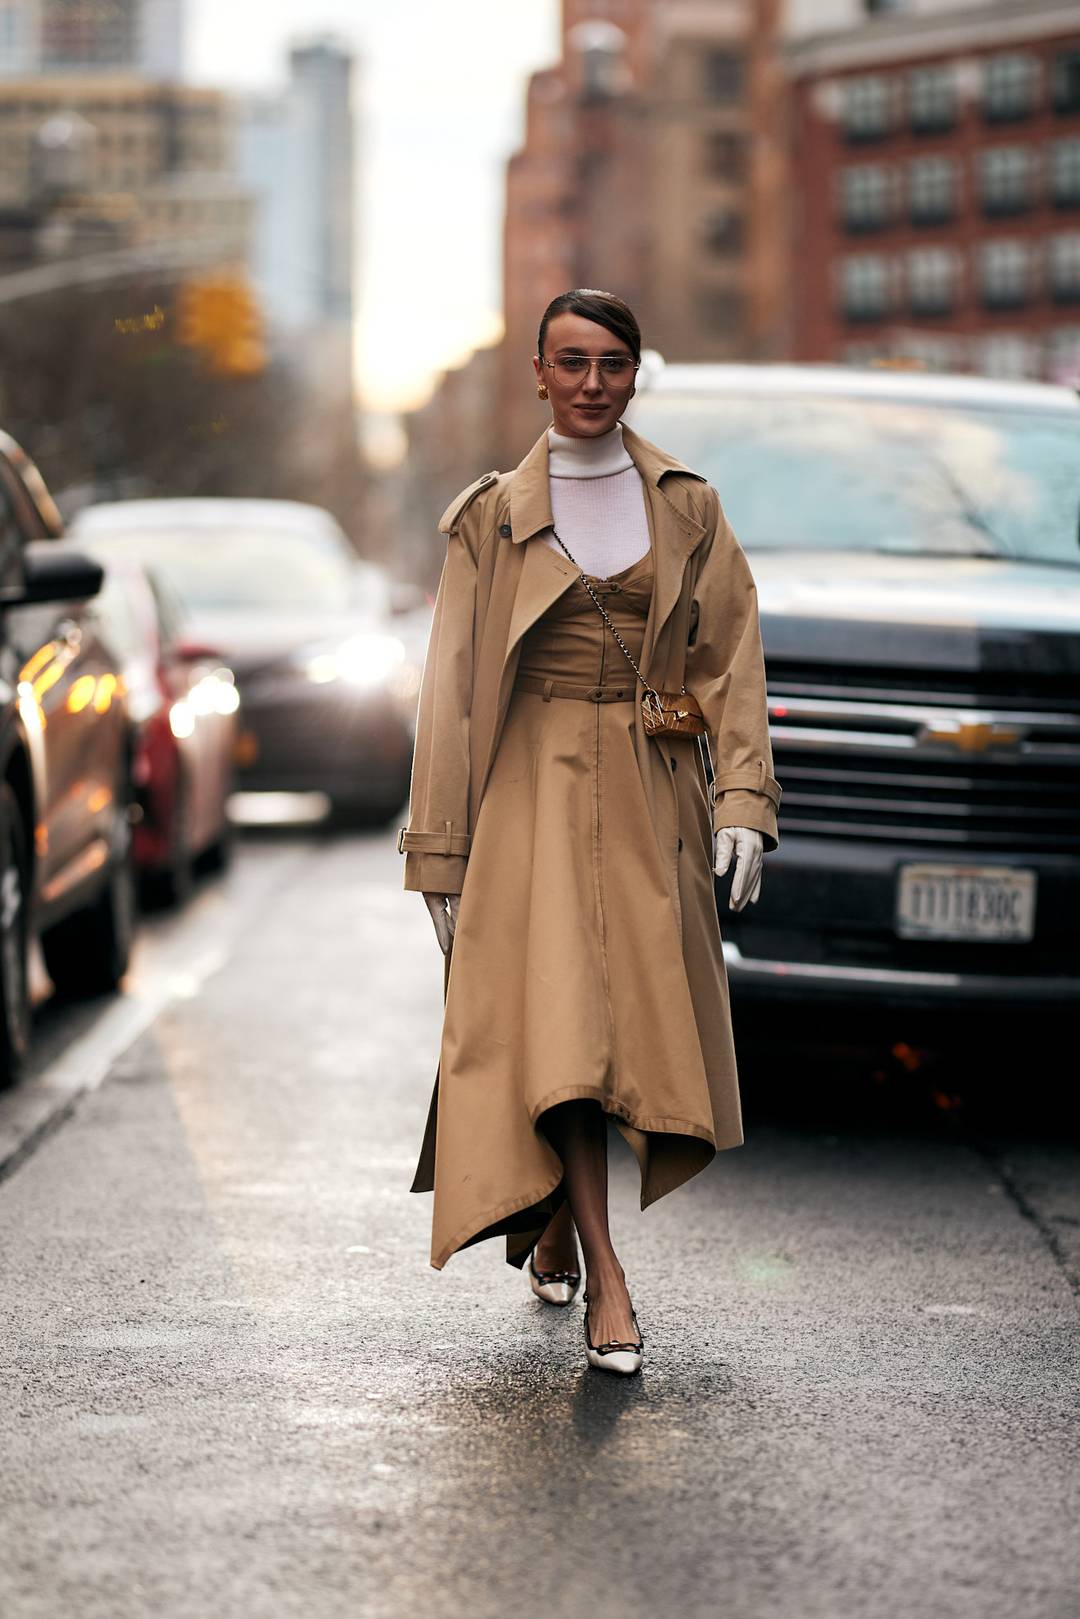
{"left": 895, "top": 864, "right": 1036, "bottom": 942}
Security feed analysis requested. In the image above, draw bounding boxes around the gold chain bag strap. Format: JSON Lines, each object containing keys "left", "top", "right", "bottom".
{"left": 550, "top": 529, "right": 706, "bottom": 738}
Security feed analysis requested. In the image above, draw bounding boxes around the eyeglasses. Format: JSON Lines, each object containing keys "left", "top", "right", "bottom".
{"left": 542, "top": 353, "right": 639, "bottom": 387}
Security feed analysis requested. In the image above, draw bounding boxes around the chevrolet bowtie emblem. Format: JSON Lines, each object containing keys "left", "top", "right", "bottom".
{"left": 919, "top": 719, "right": 1022, "bottom": 753}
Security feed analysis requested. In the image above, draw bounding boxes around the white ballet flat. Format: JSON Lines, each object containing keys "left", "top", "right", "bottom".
{"left": 583, "top": 1293, "right": 644, "bottom": 1376}
{"left": 528, "top": 1249, "right": 582, "bottom": 1307}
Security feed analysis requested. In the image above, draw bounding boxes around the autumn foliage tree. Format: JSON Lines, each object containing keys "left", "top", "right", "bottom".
{"left": 0, "top": 272, "right": 369, "bottom": 548}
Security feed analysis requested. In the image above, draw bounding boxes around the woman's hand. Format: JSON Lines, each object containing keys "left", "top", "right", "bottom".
{"left": 422, "top": 892, "right": 461, "bottom": 954}
{"left": 714, "top": 827, "right": 763, "bottom": 911}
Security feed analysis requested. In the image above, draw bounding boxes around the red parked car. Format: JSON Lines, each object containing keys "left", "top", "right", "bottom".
{"left": 84, "top": 553, "right": 239, "bottom": 904}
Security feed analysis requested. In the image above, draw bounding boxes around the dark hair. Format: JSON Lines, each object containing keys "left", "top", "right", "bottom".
{"left": 537, "top": 288, "right": 642, "bottom": 364}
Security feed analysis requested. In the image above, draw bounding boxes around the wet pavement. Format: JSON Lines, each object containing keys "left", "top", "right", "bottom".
{"left": 1, "top": 827, "right": 1077, "bottom": 1619}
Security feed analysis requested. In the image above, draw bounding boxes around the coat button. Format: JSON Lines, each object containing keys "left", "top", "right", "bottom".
{"left": 608, "top": 583, "right": 622, "bottom": 594}
{"left": 499, "top": 523, "right": 512, "bottom": 538}
{"left": 589, "top": 688, "right": 603, "bottom": 702}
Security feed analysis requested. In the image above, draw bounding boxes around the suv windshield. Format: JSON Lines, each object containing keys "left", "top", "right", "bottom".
{"left": 94, "top": 528, "right": 358, "bottom": 613}
{"left": 630, "top": 393, "right": 1080, "bottom": 568}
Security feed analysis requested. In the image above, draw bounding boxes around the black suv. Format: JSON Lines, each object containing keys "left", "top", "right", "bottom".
{"left": 0, "top": 433, "right": 135, "bottom": 1081}
{"left": 630, "top": 364, "right": 1080, "bottom": 1013}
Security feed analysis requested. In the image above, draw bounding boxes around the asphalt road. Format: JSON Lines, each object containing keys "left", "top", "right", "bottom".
{"left": 1, "top": 826, "right": 1077, "bottom": 1619}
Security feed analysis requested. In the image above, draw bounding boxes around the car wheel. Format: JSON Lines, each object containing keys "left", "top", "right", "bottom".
{"left": 146, "top": 772, "right": 194, "bottom": 908}
{"left": 0, "top": 782, "right": 31, "bottom": 1086}
{"left": 198, "top": 810, "right": 233, "bottom": 875}
{"left": 42, "top": 792, "right": 137, "bottom": 998}
{"left": 333, "top": 788, "right": 409, "bottom": 830}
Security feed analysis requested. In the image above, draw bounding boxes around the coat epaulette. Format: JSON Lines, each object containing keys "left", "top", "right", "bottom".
{"left": 438, "top": 470, "right": 501, "bottom": 536}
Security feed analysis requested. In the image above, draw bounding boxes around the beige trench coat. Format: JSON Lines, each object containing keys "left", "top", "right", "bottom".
{"left": 399, "top": 424, "right": 781, "bottom": 1268}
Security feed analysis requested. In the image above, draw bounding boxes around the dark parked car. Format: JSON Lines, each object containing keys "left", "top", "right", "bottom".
{"left": 72, "top": 499, "right": 418, "bottom": 822}
{"left": 0, "top": 433, "right": 136, "bottom": 1080}
{"left": 82, "top": 553, "right": 239, "bottom": 904}
{"left": 629, "top": 363, "right": 1080, "bottom": 1012}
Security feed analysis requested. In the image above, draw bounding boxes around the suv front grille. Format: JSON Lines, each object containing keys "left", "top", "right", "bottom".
{"left": 766, "top": 660, "right": 1080, "bottom": 714}
{"left": 767, "top": 672, "right": 1080, "bottom": 852}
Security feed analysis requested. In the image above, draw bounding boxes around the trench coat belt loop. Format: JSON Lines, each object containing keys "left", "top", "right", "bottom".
{"left": 515, "top": 675, "right": 634, "bottom": 703}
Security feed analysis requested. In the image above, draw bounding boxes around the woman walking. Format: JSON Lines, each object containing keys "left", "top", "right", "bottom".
{"left": 399, "top": 289, "right": 780, "bottom": 1375}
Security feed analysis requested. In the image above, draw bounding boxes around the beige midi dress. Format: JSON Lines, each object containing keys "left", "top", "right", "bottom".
{"left": 424, "top": 542, "right": 742, "bottom": 1270}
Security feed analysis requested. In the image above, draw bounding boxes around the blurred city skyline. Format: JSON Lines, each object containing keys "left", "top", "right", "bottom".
{"left": 188, "top": 0, "right": 560, "bottom": 413}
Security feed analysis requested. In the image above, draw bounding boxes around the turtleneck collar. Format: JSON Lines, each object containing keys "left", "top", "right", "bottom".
{"left": 547, "top": 421, "right": 634, "bottom": 480}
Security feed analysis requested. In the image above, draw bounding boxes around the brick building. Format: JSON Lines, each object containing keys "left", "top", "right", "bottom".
{"left": 786, "top": 0, "right": 1080, "bottom": 380}
{"left": 500, "top": 0, "right": 787, "bottom": 463}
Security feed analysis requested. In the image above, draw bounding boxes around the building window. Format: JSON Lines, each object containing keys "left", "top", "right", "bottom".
{"left": 704, "top": 51, "right": 744, "bottom": 104}
{"left": 908, "top": 155, "right": 958, "bottom": 224}
{"left": 703, "top": 129, "right": 746, "bottom": 182}
{"left": 843, "top": 76, "right": 892, "bottom": 142}
{"left": 839, "top": 254, "right": 891, "bottom": 320}
{"left": 839, "top": 164, "right": 892, "bottom": 231}
{"left": 983, "top": 54, "right": 1039, "bottom": 122}
{"left": 980, "top": 146, "right": 1037, "bottom": 215}
{"left": 908, "top": 66, "right": 956, "bottom": 133}
{"left": 907, "top": 247, "right": 960, "bottom": 315}
{"left": 897, "top": 333, "right": 964, "bottom": 371}
{"left": 698, "top": 287, "right": 743, "bottom": 335}
{"left": 1050, "top": 233, "right": 1080, "bottom": 301}
{"left": 1052, "top": 49, "right": 1080, "bottom": 115}
{"left": 702, "top": 206, "right": 743, "bottom": 254}
{"left": 975, "top": 334, "right": 1041, "bottom": 380}
{"left": 1048, "top": 326, "right": 1080, "bottom": 381}
{"left": 1052, "top": 139, "right": 1080, "bottom": 208}
{"left": 979, "top": 240, "right": 1036, "bottom": 308}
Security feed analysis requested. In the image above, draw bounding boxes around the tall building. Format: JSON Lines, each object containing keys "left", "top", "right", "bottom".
{"left": 0, "top": 77, "right": 250, "bottom": 263}
{"left": 0, "top": 0, "right": 184, "bottom": 79}
{"left": 0, "top": 1, "right": 40, "bottom": 75}
{"left": 235, "top": 37, "right": 357, "bottom": 392}
{"left": 785, "top": 0, "right": 1080, "bottom": 380}
{"left": 499, "top": 0, "right": 788, "bottom": 461}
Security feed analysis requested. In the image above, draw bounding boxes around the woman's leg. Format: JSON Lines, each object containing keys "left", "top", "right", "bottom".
{"left": 533, "top": 1200, "right": 578, "bottom": 1274}
{"left": 540, "top": 1100, "right": 637, "bottom": 1347}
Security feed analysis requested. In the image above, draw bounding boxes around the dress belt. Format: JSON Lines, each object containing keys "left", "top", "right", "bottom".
{"left": 514, "top": 675, "right": 636, "bottom": 704}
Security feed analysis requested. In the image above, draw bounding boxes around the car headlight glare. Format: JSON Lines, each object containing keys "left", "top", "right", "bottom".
{"left": 302, "top": 634, "right": 406, "bottom": 690}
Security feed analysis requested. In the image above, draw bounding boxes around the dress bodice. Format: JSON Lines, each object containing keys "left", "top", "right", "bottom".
{"left": 515, "top": 548, "right": 653, "bottom": 690}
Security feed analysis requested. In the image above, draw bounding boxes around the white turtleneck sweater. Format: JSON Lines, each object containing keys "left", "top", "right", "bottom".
{"left": 542, "top": 422, "right": 651, "bottom": 579}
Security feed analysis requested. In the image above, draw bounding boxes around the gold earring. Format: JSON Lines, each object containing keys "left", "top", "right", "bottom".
{"left": 537, "top": 382, "right": 549, "bottom": 400}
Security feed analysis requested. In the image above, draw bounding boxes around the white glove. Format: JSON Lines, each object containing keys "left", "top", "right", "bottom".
{"left": 714, "top": 827, "right": 763, "bottom": 911}
{"left": 422, "top": 892, "right": 461, "bottom": 954}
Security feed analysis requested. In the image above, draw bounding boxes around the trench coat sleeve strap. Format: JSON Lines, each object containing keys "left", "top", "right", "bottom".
{"left": 399, "top": 475, "right": 494, "bottom": 894}
{"left": 684, "top": 487, "right": 781, "bottom": 853}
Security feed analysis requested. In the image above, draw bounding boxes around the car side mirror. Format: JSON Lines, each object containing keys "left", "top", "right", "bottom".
{"left": 0, "top": 541, "right": 104, "bottom": 606}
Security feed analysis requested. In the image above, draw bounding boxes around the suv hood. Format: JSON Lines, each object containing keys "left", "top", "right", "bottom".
{"left": 751, "top": 551, "right": 1080, "bottom": 677}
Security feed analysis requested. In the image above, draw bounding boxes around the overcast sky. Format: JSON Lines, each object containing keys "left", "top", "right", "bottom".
{"left": 188, "top": 0, "right": 560, "bottom": 412}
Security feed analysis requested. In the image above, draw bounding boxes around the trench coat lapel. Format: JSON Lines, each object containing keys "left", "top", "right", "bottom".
{"left": 621, "top": 426, "right": 707, "bottom": 675}
{"left": 504, "top": 430, "right": 579, "bottom": 661}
